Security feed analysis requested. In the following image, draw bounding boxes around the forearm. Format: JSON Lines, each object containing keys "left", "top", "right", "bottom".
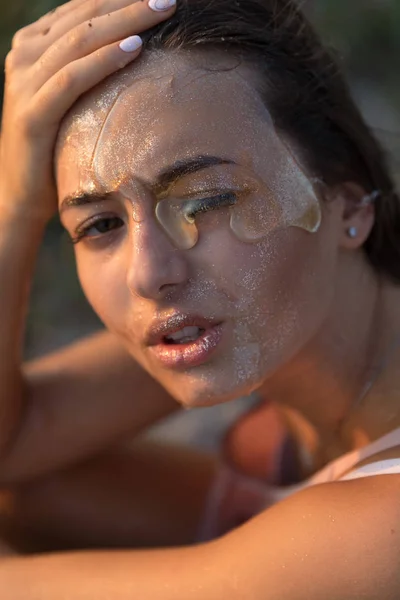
{"left": 0, "top": 203, "right": 47, "bottom": 454}
{"left": 0, "top": 209, "right": 178, "bottom": 484}
{"left": 0, "top": 329, "right": 180, "bottom": 483}
{"left": 0, "top": 545, "right": 219, "bottom": 600}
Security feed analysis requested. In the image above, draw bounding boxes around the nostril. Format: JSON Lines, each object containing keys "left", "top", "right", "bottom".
{"left": 127, "top": 245, "right": 189, "bottom": 301}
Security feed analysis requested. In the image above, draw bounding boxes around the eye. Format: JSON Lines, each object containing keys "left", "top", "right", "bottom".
{"left": 183, "top": 192, "right": 237, "bottom": 223}
{"left": 71, "top": 215, "right": 124, "bottom": 245}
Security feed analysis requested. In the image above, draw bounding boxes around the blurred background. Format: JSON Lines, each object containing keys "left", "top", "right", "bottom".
{"left": 0, "top": 0, "right": 399, "bottom": 448}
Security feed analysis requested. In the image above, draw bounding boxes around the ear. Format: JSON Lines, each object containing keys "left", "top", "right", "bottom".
{"left": 336, "top": 182, "right": 376, "bottom": 250}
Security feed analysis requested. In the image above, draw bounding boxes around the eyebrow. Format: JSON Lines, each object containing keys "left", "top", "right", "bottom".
{"left": 59, "top": 155, "right": 235, "bottom": 214}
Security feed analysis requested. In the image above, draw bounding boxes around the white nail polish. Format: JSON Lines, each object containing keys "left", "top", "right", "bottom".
{"left": 119, "top": 35, "right": 143, "bottom": 53}
{"left": 148, "top": 0, "right": 176, "bottom": 11}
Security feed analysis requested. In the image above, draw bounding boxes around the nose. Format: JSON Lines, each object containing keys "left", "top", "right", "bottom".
{"left": 126, "top": 219, "right": 189, "bottom": 300}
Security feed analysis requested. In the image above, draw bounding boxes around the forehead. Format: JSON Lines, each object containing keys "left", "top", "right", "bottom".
{"left": 55, "top": 51, "right": 275, "bottom": 199}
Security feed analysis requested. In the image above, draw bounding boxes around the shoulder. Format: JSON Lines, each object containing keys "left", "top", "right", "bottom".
{"left": 213, "top": 475, "right": 400, "bottom": 599}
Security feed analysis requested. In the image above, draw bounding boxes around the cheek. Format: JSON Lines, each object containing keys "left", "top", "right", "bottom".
{"left": 75, "top": 252, "right": 130, "bottom": 332}
{"left": 177, "top": 225, "right": 337, "bottom": 402}
{"left": 237, "top": 230, "right": 337, "bottom": 381}
{"left": 197, "top": 222, "right": 335, "bottom": 310}
{"left": 208, "top": 225, "right": 337, "bottom": 356}
{"left": 259, "top": 229, "right": 338, "bottom": 357}
{"left": 271, "top": 230, "right": 336, "bottom": 317}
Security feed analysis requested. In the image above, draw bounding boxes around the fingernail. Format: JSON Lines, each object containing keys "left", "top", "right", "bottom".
{"left": 148, "top": 0, "right": 176, "bottom": 11}
{"left": 119, "top": 35, "right": 143, "bottom": 53}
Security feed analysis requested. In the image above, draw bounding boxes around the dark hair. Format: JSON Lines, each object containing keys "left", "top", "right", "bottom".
{"left": 143, "top": 0, "right": 400, "bottom": 282}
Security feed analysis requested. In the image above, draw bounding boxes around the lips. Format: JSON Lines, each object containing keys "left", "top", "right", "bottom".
{"left": 145, "top": 313, "right": 224, "bottom": 369}
{"left": 164, "top": 325, "right": 205, "bottom": 344}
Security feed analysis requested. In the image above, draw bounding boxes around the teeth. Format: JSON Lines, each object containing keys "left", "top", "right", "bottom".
{"left": 165, "top": 326, "right": 202, "bottom": 343}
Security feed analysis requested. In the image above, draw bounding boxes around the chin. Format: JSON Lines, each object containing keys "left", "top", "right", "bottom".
{"left": 164, "top": 372, "right": 263, "bottom": 409}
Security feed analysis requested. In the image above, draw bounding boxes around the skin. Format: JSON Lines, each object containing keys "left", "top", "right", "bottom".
{"left": 1, "top": 4, "right": 400, "bottom": 596}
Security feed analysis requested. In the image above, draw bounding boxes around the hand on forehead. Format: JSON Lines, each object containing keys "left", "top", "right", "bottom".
{"left": 56, "top": 51, "right": 321, "bottom": 248}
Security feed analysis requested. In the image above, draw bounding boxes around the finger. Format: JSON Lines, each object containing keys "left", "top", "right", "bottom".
{"left": 34, "top": 0, "right": 142, "bottom": 49}
{"left": 13, "top": 0, "right": 139, "bottom": 65}
{"left": 32, "top": 0, "right": 175, "bottom": 90}
{"left": 18, "top": 0, "right": 91, "bottom": 38}
{"left": 28, "top": 35, "right": 143, "bottom": 131}
{"left": 10, "top": 0, "right": 139, "bottom": 68}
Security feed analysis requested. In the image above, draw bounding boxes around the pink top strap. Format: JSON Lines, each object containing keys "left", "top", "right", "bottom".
{"left": 341, "top": 459, "right": 400, "bottom": 481}
{"left": 310, "top": 426, "right": 400, "bottom": 485}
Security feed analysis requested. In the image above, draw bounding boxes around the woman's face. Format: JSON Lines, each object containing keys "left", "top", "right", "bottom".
{"left": 56, "top": 52, "right": 344, "bottom": 407}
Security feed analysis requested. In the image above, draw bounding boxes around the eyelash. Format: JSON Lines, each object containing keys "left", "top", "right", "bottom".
{"left": 70, "top": 214, "right": 124, "bottom": 245}
{"left": 183, "top": 192, "right": 237, "bottom": 223}
{"left": 69, "top": 192, "right": 238, "bottom": 245}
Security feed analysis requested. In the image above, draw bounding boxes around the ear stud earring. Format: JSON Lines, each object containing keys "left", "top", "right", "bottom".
{"left": 348, "top": 227, "right": 358, "bottom": 238}
{"left": 345, "top": 190, "right": 381, "bottom": 240}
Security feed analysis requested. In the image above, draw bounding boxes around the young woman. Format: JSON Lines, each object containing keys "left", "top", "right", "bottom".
{"left": 1, "top": 0, "right": 400, "bottom": 597}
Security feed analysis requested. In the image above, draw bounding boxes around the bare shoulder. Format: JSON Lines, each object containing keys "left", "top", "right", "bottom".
{"left": 214, "top": 475, "right": 400, "bottom": 600}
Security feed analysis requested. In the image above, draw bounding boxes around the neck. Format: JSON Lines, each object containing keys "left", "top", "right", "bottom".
{"left": 260, "top": 257, "right": 400, "bottom": 469}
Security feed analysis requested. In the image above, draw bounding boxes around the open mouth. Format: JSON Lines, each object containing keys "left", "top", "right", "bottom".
{"left": 148, "top": 320, "right": 224, "bottom": 369}
{"left": 163, "top": 326, "right": 206, "bottom": 345}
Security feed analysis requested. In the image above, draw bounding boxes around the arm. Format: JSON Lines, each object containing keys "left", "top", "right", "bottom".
{"left": 0, "top": 208, "right": 46, "bottom": 463}
{"left": 0, "top": 185, "right": 177, "bottom": 485}
{"left": 0, "top": 0, "right": 177, "bottom": 485}
{"left": 1, "top": 477, "right": 399, "bottom": 599}
{"left": 0, "top": 327, "right": 179, "bottom": 484}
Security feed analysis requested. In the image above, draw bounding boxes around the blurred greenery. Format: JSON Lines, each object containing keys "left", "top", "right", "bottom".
{"left": 311, "top": 0, "right": 400, "bottom": 103}
{"left": 0, "top": 0, "right": 398, "bottom": 358}
{"left": 0, "top": 0, "right": 55, "bottom": 63}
